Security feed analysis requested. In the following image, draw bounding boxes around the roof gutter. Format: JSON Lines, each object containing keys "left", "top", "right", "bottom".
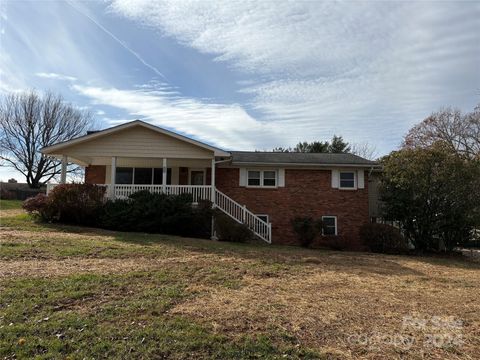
{"left": 215, "top": 158, "right": 232, "bottom": 165}
{"left": 230, "top": 161, "right": 380, "bottom": 168}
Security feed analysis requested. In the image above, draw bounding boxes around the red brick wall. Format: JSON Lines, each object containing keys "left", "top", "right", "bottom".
{"left": 206, "top": 168, "right": 211, "bottom": 185}
{"left": 85, "top": 165, "right": 106, "bottom": 184}
{"left": 179, "top": 167, "right": 188, "bottom": 185}
{"left": 215, "top": 168, "right": 369, "bottom": 249}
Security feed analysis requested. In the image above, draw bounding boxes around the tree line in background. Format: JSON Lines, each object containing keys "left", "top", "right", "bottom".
{"left": 271, "top": 135, "right": 379, "bottom": 160}
{"left": 273, "top": 135, "right": 351, "bottom": 154}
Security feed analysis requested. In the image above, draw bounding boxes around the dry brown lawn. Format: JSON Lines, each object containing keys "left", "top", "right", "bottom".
{"left": 1, "top": 206, "right": 479, "bottom": 359}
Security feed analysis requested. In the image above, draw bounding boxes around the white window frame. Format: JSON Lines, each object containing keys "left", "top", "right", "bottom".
{"left": 322, "top": 216, "right": 337, "bottom": 236}
{"left": 247, "top": 170, "right": 261, "bottom": 187}
{"left": 339, "top": 171, "right": 356, "bottom": 190}
{"left": 247, "top": 169, "right": 277, "bottom": 188}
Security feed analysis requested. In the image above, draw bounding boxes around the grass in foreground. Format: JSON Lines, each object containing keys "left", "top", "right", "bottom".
{"left": 1, "top": 209, "right": 479, "bottom": 359}
{"left": 0, "top": 199, "right": 23, "bottom": 210}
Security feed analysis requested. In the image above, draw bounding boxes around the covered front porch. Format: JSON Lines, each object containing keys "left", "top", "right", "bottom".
{"left": 50, "top": 155, "right": 217, "bottom": 202}
{"left": 41, "top": 120, "right": 271, "bottom": 243}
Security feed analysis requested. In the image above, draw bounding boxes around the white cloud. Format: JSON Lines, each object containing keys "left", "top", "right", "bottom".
{"left": 72, "top": 83, "right": 282, "bottom": 150}
{"left": 35, "top": 72, "right": 77, "bottom": 81}
{"left": 0, "top": 52, "right": 27, "bottom": 94}
{"left": 109, "top": 0, "right": 480, "bottom": 153}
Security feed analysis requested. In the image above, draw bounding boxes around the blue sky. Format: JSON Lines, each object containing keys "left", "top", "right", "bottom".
{"left": 1, "top": 0, "right": 479, "bottom": 182}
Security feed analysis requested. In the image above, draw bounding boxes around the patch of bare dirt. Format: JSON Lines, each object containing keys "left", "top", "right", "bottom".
{"left": 0, "top": 209, "right": 25, "bottom": 218}
{"left": 0, "top": 255, "right": 212, "bottom": 278}
{"left": 0, "top": 228, "right": 116, "bottom": 244}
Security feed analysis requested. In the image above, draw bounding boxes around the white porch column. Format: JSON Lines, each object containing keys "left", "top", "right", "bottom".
{"left": 210, "top": 158, "right": 217, "bottom": 240}
{"left": 110, "top": 156, "right": 116, "bottom": 199}
{"left": 162, "top": 158, "right": 167, "bottom": 192}
{"left": 211, "top": 158, "right": 215, "bottom": 206}
{"left": 60, "top": 155, "right": 67, "bottom": 184}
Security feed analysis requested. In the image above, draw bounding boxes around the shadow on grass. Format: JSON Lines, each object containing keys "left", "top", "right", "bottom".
{"left": 410, "top": 252, "right": 480, "bottom": 270}
{"left": 4, "top": 212, "right": 479, "bottom": 275}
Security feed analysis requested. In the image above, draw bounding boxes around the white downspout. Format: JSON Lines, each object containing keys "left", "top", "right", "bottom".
{"left": 110, "top": 156, "right": 116, "bottom": 199}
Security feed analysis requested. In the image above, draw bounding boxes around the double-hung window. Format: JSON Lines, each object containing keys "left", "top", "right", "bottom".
{"left": 247, "top": 170, "right": 277, "bottom": 187}
{"left": 263, "top": 171, "right": 277, "bottom": 187}
{"left": 339, "top": 171, "right": 356, "bottom": 189}
{"left": 322, "top": 216, "right": 337, "bottom": 236}
{"left": 247, "top": 170, "right": 261, "bottom": 186}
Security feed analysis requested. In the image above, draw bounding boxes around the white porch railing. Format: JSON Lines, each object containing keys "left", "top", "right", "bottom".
{"left": 109, "top": 184, "right": 211, "bottom": 203}
{"left": 45, "top": 183, "right": 272, "bottom": 243}
{"left": 215, "top": 189, "right": 271, "bottom": 243}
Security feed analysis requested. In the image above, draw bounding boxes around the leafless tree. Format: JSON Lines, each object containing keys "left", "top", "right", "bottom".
{"left": 403, "top": 104, "right": 480, "bottom": 159}
{"left": 0, "top": 90, "right": 93, "bottom": 188}
{"left": 350, "top": 142, "right": 378, "bottom": 160}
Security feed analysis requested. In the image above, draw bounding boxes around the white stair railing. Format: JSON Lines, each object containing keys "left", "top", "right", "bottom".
{"left": 214, "top": 189, "right": 271, "bottom": 244}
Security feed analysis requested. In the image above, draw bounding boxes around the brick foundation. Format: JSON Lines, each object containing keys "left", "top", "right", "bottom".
{"left": 216, "top": 168, "right": 369, "bottom": 249}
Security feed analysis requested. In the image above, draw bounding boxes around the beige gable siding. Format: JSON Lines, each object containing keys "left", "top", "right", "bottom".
{"left": 64, "top": 126, "right": 213, "bottom": 159}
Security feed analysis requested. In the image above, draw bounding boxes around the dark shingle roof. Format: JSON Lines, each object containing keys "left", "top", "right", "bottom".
{"left": 230, "top": 151, "right": 378, "bottom": 167}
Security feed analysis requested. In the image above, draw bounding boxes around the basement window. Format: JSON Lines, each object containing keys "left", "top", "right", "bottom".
{"left": 256, "top": 214, "right": 269, "bottom": 223}
{"left": 322, "top": 216, "right": 337, "bottom": 236}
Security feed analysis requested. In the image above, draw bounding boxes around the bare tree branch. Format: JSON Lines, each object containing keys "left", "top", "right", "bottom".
{"left": 350, "top": 142, "right": 378, "bottom": 160}
{"left": 0, "top": 90, "right": 93, "bottom": 188}
{"left": 403, "top": 104, "right": 480, "bottom": 159}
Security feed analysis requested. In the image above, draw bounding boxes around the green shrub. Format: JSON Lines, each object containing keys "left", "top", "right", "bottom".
{"left": 22, "top": 193, "right": 55, "bottom": 221}
{"left": 291, "top": 217, "right": 322, "bottom": 247}
{"left": 100, "top": 198, "right": 132, "bottom": 231}
{"left": 101, "top": 191, "right": 213, "bottom": 238}
{"left": 49, "top": 184, "right": 106, "bottom": 225}
{"left": 24, "top": 186, "right": 213, "bottom": 238}
{"left": 359, "top": 223, "right": 409, "bottom": 254}
{"left": 214, "top": 211, "right": 253, "bottom": 243}
{"left": 23, "top": 184, "right": 105, "bottom": 225}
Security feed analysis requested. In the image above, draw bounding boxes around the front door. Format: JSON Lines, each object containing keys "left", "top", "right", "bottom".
{"left": 190, "top": 170, "right": 205, "bottom": 185}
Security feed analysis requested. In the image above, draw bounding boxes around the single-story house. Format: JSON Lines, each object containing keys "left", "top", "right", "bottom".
{"left": 41, "top": 120, "right": 380, "bottom": 248}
